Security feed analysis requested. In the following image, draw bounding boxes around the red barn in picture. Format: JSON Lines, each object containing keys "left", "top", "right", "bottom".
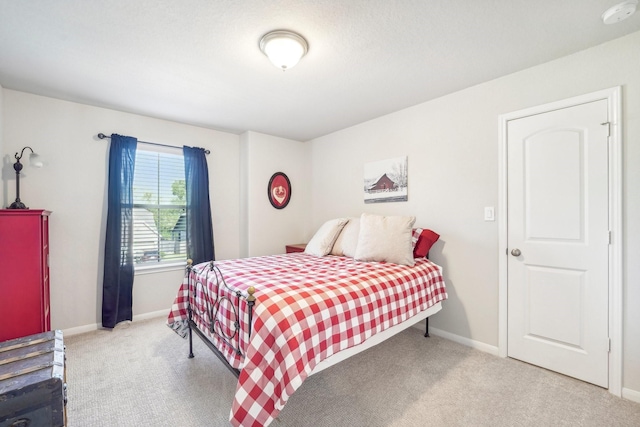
{"left": 367, "top": 173, "right": 397, "bottom": 192}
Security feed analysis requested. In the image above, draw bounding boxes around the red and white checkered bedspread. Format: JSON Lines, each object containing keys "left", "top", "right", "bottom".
{"left": 167, "top": 253, "right": 447, "bottom": 427}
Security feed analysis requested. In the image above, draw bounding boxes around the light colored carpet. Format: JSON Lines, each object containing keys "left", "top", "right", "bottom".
{"left": 64, "top": 316, "right": 640, "bottom": 426}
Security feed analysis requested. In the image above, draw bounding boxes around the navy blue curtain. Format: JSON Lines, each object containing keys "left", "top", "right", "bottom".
{"left": 183, "top": 146, "right": 214, "bottom": 264}
{"left": 102, "top": 134, "right": 137, "bottom": 329}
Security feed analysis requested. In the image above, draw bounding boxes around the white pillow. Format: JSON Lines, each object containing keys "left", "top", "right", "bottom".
{"left": 354, "top": 213, "right": 416, "bottom": 266}
{"left": 330, "top": 217, "right": 360, "bottom": 257}
{"left": 304, "top": 218, "right": 349, "bottom": 257}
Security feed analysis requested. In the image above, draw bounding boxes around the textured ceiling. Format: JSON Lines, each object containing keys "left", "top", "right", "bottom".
{"left": 0, "top": 0, "right": 639, "bottom": 141}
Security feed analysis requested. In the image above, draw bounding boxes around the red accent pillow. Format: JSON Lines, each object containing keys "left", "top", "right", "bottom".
{"left": 413, "top": 229, "right": 440, "bottom": 258}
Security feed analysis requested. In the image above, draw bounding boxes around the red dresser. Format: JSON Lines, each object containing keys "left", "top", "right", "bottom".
{"left": 0, "top": 210, "right": 51, "bottom": 342}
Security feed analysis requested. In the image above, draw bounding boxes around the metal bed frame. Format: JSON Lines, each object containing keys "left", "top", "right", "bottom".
{"left": 185, "top": 260, "right": 254, "bottom": 377}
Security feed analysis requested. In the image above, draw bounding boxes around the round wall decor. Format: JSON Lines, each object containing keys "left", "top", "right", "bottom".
{"left": 268, "top": 172, "right": 291, "bottom": 209}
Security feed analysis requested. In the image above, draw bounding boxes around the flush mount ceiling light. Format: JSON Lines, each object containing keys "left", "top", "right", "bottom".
{"left": 259, "top": 30, "right": 308, "bottom": 71}
{"left": 602, "top": 0, "right": 637, "bottom": 24}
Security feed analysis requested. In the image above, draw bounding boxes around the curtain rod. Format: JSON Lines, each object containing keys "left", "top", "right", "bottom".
{"left": 97, "top": 133, "right": 210, "bottom": 155}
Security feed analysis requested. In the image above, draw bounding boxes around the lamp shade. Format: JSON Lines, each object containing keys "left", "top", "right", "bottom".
{"left": 259, "top": 30, "right": 308, "bottom": 70}
{"left": 29, "top": 152, "right": 44, "bottom": 168}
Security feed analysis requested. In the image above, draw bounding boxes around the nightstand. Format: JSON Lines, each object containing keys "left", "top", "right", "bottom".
{"left": 285, "top": 244, "right": 307, "bottom": 253}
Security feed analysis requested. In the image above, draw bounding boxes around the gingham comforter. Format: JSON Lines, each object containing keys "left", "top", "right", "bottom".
{"left": 167, "top": 253, "right": 447, "bottom": 427}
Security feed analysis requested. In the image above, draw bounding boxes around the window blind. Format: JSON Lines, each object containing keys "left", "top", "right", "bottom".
{"left": 131, "top": 146, "right": 187, "bottom": 266}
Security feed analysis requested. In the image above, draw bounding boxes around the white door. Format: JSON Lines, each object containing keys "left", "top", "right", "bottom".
{"left": 507, "top": 99, "right": 609, "bottom": 387}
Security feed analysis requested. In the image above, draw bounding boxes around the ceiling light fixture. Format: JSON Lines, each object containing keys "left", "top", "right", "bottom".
{"left": 259, "top": 30, "right": 308, "bottom": 71}
{"left": 602, "top": 0, "right": 637, "bottom": 24}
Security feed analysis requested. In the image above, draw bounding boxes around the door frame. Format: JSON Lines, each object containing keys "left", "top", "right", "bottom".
{"left": 497, "top": 87, "right": 622, "bottom": 396}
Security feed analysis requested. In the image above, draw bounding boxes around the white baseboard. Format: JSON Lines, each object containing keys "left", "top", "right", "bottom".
{"left": 132, "top": 309, "right": 169, "bottom": 322}
{"left": 61, "top": 309, "right": 169, "bottom": 337}
{"left": 429, "top": 327, "right": 500, "bottom": 357}
{"left": 622, "top": 387, "right": 640, "bottom": 403}
{"left": 62, "top": 322, "right": 101, "bottom": 337}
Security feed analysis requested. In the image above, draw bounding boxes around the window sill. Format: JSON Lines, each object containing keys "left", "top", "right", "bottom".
{"left": 134, "top": 262, "right": 186, "bottom": 275}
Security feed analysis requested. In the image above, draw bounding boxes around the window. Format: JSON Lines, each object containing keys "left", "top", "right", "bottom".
{"left": 132, "top": 146, "right": 186, "bottom": 267}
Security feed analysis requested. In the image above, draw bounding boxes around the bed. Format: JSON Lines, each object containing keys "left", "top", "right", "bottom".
{"left": 167, "top": 214, "right": 447, "bottom": 427}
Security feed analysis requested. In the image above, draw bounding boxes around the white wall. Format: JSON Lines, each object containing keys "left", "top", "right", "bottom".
{"left": 309, "top": 31, "right": 640, "bottom": 396}
{"left": 240, "top": 131, "right": 311, "bottom": 257}
{"left": 3, "top": 30, "right": 638, "bottom": 398}
{"left": 2, "top": 90, "right": 242, "bottom": 331}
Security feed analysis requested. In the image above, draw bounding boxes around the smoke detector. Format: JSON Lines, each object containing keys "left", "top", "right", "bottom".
{"left": 602, "top": 1, "right": 637, "bottom": 24}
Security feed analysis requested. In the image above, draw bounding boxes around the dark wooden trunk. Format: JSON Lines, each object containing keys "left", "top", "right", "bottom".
{"left": 0, "top": 330, "right": 66, "bottom": 427}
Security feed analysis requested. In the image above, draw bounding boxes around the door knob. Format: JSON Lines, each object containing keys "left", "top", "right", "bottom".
{"left": 511, "top": 248, "right": 521, "bottom": 257}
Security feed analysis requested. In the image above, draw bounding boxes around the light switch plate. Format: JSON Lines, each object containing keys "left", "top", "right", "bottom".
{"left": 484, "top": 207, "right": 495, "bottom": 221}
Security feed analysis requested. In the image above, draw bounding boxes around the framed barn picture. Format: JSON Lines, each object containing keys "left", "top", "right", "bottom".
{"left": 364, "top": 156, "right": 408, "bottom": 203}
